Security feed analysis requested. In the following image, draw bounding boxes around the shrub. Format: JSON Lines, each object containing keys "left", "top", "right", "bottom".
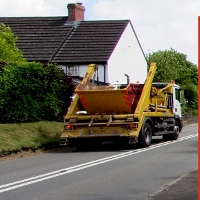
{"left": 0, "top": 62, "right": 74, "bottom": 123}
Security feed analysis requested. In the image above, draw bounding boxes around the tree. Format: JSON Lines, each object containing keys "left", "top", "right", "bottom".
{"left": 0, "top": 23, "right": 74, "bottom": 123}
{"left": 0, "top": 23, "right": 24, "bottom": 63}
{"left": 146, "top": 49, "right": 198, "bottom": 112}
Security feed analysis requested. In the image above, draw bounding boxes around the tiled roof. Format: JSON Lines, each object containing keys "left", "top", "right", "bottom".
{"left": 0, "top": 17, "right": 129, "bottom": 64}
{"left": 51, "top": 20, "right": 129, "bottom": 64}
{"left": 0, "top": 17, "right": 73, "bottom": 61}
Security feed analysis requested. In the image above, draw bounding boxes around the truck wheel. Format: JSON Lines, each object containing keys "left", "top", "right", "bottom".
{"left": 171, "top": 122, "right": 180, "bottom": 140}
{"left": 163, "top": 121, "right": 180, "bottom": 141}
{"left": 138, "top": 123, "right": 152, "bottom": 148}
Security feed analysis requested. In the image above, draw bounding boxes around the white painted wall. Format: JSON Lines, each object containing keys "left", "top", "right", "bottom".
{"left": 107, "top": 21, "right": 147, "bottom": 84}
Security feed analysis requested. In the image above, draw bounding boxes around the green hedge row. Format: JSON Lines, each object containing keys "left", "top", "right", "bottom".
{"left": 0, "top": 62, "right": 74, "bottom": 123}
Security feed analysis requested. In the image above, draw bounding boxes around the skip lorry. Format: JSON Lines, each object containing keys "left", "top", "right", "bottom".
{"left": 60, "top": 63, "right": 182, "bottom": 148}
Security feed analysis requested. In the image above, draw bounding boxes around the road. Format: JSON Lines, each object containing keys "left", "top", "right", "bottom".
{"left": 0, "top": 123, "right": 197, "bottom": 200}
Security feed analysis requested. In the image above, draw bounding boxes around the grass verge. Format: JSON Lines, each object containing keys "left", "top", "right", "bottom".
{"left": 0, "top": 121, "right": 63, "bottom": 155}
{"left": 0, "top": 117, "right": 197, "bottom": 157}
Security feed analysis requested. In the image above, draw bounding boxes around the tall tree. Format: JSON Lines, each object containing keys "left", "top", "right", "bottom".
{"left": 147, "top": 49, "right": 197, "bottom": 112}
{"left": 0, "top": 23, "right": 24, "bottom": 63}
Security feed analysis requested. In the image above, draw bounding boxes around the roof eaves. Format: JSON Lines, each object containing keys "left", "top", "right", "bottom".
{"left": 128, "top": 21, "right": 147, "bottom": 62}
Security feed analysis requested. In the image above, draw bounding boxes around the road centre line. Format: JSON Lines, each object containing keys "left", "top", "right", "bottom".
{"left": 0, "top": 133, "right": 197, "bottom": 194}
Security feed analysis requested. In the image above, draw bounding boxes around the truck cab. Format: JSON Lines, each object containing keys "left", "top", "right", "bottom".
{"left": 152, "top": 82, "right": 182, "bottom": 118}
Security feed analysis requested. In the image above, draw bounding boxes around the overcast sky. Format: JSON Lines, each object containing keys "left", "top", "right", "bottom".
{"left": 0, "top": 0, "right": 198, "bottom": 64}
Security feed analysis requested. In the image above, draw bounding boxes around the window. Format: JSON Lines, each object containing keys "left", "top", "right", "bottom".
{"left": 57, "top": 65, "right": 67, "bottom": 73}
{"left": 175, "top": 88, "right": 181, "bottom": 102}
{"left": 67, "top": 65, "right": 79, "bottom": 76}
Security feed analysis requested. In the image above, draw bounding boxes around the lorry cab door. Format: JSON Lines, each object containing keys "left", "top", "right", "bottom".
{"left": 172, "top": 85, "right": 182, "bottom": 118}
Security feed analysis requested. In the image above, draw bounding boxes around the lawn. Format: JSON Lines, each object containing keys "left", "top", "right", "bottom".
{"left": 0, "top": 121, "right": 64, "bottom": 154}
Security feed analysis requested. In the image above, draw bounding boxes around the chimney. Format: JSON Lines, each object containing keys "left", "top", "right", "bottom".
{"left": 67, "top": 3, "right": 85, "bottom": 21}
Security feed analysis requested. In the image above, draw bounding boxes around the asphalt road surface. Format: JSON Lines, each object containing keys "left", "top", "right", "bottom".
{"left": 0, "top": 123, "right": 197, "bottom": 200}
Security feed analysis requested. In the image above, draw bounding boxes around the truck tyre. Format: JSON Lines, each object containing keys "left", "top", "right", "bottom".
{"left": 138, "top": 123, "right": 152, "bottom": 148}
{"left": 163, "top": 121, "right": 180, "bottom": 141}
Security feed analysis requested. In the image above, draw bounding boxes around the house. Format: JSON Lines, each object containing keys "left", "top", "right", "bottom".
{"left": 0, "top": 3, "right": 147, "bottom": 85}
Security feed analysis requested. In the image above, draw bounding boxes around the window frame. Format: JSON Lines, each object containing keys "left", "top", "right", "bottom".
{"left": 67, "top": 65, "right": 79, "bottom": 76}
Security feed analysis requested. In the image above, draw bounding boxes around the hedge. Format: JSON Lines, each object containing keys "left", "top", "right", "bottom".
{"left": 0, "top": 62, "right": 74, "bottom": 123}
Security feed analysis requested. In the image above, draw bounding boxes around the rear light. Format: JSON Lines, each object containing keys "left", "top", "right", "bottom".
{"left": 125, "top": 123, "right": 138, "bottom": 129}
{"left": 64, "top": 125, "right": 77, "bottom": 130}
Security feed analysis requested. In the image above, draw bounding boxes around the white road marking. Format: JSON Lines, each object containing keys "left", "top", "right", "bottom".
{"left": 0, "top": 133, "right": 197, "bottom": 193}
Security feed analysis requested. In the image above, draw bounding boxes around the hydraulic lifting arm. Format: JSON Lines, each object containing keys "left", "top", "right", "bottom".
{"left": 134, "top": 62, "right": 157, "bottom": 120}
{"left": 65, "top": 64, "right": 97, "bottom": 118}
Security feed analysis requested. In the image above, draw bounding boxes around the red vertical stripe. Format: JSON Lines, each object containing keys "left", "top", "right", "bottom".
{"left": 198, "top": 16, "right": 200, "bottom": 200}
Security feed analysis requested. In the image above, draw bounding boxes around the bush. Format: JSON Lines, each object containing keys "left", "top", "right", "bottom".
{"left": 0, "top": 62, "right": 74, "bottom": 123}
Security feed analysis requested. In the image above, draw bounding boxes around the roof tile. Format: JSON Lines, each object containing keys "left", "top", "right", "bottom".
{"left": 0, "top": 17, "right": 129, "bottom": 63}
{"left": 51, "top": 20, "right": 129, "bottom": 63}
{"left": 0, "top": 17, "right": 73, "bottom": 61}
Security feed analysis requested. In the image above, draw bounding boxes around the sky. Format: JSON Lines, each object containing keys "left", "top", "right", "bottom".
{"left": 0, "top": 0, "right": 198, "bottom": 65}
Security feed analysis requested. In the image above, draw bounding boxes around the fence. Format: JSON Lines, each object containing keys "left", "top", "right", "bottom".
{"left": 182, "top": 112, "right": 196, "bottom": 122}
